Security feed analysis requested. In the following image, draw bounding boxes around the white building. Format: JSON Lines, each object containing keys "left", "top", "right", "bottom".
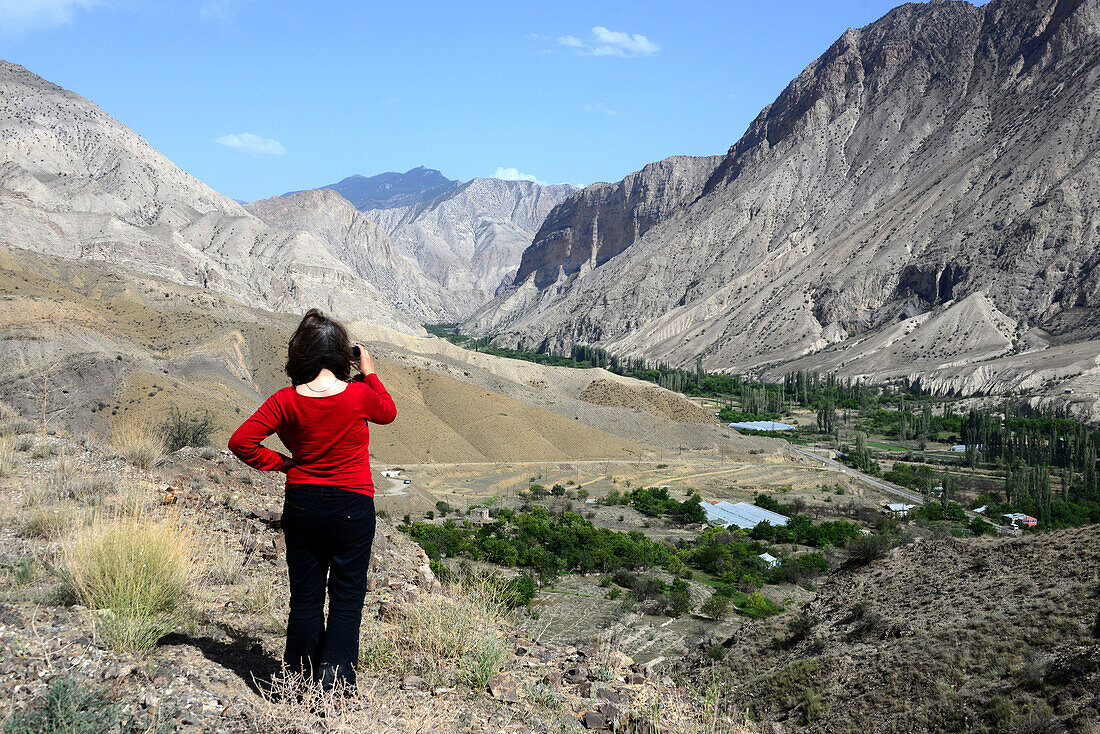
{"left": 758, "top": 553, "right": 780, "bottom": 568}
{"left": 883, "top": 503, "right": 916, "bottom": 517}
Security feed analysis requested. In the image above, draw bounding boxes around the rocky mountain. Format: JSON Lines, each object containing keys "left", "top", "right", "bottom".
{"left": 359, "top": 177, "right": 576, "bottom": 318}
{"left": 244, "top": 189, "right": 451, "bottom": 323}
{"left": 465, "top": 0, "right": 1100, "bottom": 396}
{"left": 289, "top": 166, "right": 461, "bottom": 210}
{"left": 0, "top": 60, "right": 421, "bottom": 333}
{"left": 469, "top": 155, "right": 721, "bottom": 334}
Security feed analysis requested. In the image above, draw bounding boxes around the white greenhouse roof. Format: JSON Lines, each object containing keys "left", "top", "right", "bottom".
{"left": 700, "top": 501, "right": 789, "bottom": 529}
{"left": 728, "top": 421, "right": 796, "bottom": 431}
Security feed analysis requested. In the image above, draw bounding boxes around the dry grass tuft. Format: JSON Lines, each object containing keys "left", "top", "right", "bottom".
{"left": 109, "top": 415, "right": 166, "bottom": 470}
{"left": 633, "top": 676, "right": 761, "bottom": 734}
{"left": 397, "top": 574, "right": 510, "bottom": 686}
{"left": 251, "top": 671, "right": 478, "bottom": 733}
{"left": 62, "top": 512, "right": 195, "bottom": 652}
{"left": 204, "top": 536, "right": 246, "bottom": 586}
{"left": 0, "top": 436, "right": 16, "bottom": 477}
{"left": 23, "top": 507, "right": 74, "bottom": 539}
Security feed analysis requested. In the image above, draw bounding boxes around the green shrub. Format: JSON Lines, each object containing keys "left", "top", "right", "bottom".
{"left": 742, "top": 591, "right": 781, "bottom": 618}
{"left": 845, "top": 533, "right": 894, "bottom": 565}
{"left": 700, "top": 592, "right": 732, "bottom": 621}
{"left": 158, "top": 406, "right": 216, "bottom": 452}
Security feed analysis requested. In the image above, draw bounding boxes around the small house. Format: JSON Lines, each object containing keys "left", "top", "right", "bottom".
{"left": 758, "top": 553, "right": 779, "bottom": 569}
{"left": 883, "top": 503, "right": 916, "bottom": 517}
{"left": 1002, "top": 512, "right": 1037, "bottom": 528}
{"left": 468, "top": 507, "right": 492, "bottom": 525}
{"left": 381, "top": 469, "right": 402, "bottom": 478}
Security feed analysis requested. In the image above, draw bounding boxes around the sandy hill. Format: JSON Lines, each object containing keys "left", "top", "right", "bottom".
{"left": 0, "top": 244, "right": 769, "bottom": 465}
{"left": 682, "top": 525, "right": 1100, "bottom": 732}
{"left": 466, "top": 0, "right": 1100, "bottom": 413}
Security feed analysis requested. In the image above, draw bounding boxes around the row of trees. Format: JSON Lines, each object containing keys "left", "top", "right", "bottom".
{"left": 603, "top": 486, "right": 707, "bottom": 524}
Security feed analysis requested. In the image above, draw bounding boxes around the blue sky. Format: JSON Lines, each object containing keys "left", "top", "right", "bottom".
{"left": 1, "top": 0, "right": 987, "bottom": 201}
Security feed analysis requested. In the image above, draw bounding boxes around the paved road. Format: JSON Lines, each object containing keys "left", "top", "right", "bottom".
{"left": 789, "top": 446, "right": 926, "bottom": 505}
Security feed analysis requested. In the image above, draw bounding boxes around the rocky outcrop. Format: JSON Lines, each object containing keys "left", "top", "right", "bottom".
{"left": 364, "top": 177, "right": 576, "bottom": 318}
{"left": 0, "top": 61, "right": 422, "bottom": 333}
{"left": 464, "top": 0, "right": 1100, "bottom": 385}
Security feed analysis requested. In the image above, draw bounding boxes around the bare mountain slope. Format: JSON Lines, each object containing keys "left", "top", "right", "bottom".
{"left": 465, "top": 0, "right": 1100, "bottom": 392}
{"left": 245, "top": 189, "right": 451, "bottom": 323}
{"left": 681, "top": 525, "right": 1100, "bottom": 732}
{"left": 364, "top": 177, "right": 576, "bottom": 318}
{"left": 0, "top": 61, "right": 420, "bottom": 333}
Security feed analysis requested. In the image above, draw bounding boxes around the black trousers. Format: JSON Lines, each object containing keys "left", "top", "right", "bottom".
{"left": 281, "top": 484, "right": 375, "bottom": 688}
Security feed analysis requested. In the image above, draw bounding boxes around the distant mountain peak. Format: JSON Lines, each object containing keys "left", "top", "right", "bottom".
{"left": 287, "top": 167, "right": 461, "bottom": 211}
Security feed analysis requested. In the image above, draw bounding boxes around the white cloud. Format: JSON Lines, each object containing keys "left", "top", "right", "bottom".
{"left": 557, "top": 26, "right": 659, "bottom": 57}
{"left": 583, "top": 102, "right": 618, "bottom": 116}
{"left": 493, "top": 167, "right": 547, "bottom": 185}
{"left": 0, "top": 0, "right": 99, "bottom": 34}
{"left": 215, "top": 133, "right": 286, "bottom": 156}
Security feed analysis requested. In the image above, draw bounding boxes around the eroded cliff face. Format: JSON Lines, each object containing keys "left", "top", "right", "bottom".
{"left": 0, "top": 61, "right": 422, "bottom": 333}
{"left": 464, "top": 0, "right": 1100, "bottom": 384}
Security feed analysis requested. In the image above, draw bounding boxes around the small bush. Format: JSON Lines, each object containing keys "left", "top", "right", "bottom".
{"left": 30, "top": 440, "right": 54, "bottom": 459}
{"left": 158, "top": 406, "right": 216, "bottom": 453}
{"left": 525, "top": 681, "right": 563, "bottom": 708}
{"left": 1, "top": 419, "right": 35, "bottom": 437}
{"left": 67, "top": 476, "right": 116, "bottom": 506}
{"left": 700, "top": 592, "right": 732, "bottom": 621}
{"left": 62, "top": 513, "right": 195, "bottom": 652}
{"left": 358, "top": 626, "right": 405, "bottom": 674}
{"left": 742, "top": 592, "right": 781, "bottom": 619}
{"left": 704, "top": 644, "right": 726, "bottom": 661}
{"left": 44, "top": 452, "right": 79, "bottom": 497}
{"left": 459, "top": 635, "right": 508, "bottom": 689}
{"left": 110, "top": 415, "right": 165, "bottom": 470}
{"left": 1, "top": 557, "right": 35, "bottom": 587}
{"left": 612, "top": 569, "right": 638, "bottom": 588}
{"left": 845, "top": 533, "right": 894, "bottom": 565}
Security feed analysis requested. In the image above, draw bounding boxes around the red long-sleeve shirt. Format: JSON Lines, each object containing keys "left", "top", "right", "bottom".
{"left": 228, "top": 373, "right": 396, "bottom": 496}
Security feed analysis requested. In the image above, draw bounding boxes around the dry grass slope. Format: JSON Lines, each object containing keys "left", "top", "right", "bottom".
{"left": 688, "top": 527, "right": 1100, "bottom": 733}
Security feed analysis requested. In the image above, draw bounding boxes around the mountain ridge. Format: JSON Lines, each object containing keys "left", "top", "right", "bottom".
{"left": 0, "top": 60, "right": 425, "bottom": 334}
{"left": 285, "top": 166, "right": 461, "bottom": 211}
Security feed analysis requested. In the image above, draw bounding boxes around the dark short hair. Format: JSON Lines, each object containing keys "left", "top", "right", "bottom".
{"left": 285, "top": 308, "right": 353, "bottom": 385}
